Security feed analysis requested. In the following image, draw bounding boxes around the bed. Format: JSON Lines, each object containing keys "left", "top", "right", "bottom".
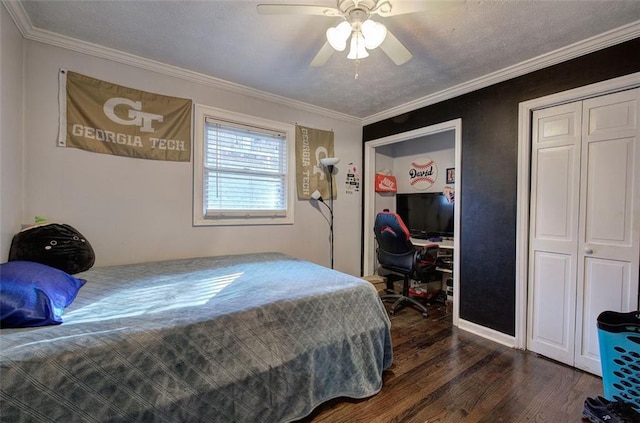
{"left": 0, "top": 252, "right": 393, "bottom": 422}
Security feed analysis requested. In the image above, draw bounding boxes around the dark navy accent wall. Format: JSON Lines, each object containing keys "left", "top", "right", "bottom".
{"left": 363, "top": 38, "right": 640, "bottom": 335}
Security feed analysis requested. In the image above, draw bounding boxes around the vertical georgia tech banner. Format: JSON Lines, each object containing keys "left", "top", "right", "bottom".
{"left": 295, "top": 125, "right": 335, "bottom": 199}
{"left": 58, "top": 70, "right": 192, "bottom": 162}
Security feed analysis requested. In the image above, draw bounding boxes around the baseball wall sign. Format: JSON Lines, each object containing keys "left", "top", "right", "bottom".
{"left": 408, "top": 157, "right": 437, "bottom": 190}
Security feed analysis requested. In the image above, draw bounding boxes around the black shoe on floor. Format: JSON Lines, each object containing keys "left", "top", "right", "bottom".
{"left": 583, "top": 396, "right": 640, "bottom": 423}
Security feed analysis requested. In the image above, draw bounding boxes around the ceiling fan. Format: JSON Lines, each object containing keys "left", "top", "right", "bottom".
{"left": 257, "top": 0, "right": 427, "bottom": 67}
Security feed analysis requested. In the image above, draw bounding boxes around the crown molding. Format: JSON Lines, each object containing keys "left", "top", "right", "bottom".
{"left": 4, "top": 1, "right": 638, "bottom": 127}
{"left": 362, "top": 20, "right": 640, "bottom": 125}
{"left": 2, "top": 0, "right": 361, "bottom": 125}
{"left": 2, "top": 1, "right": 27, "bottom": 35}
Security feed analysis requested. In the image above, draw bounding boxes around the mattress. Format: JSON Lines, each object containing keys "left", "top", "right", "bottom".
{"left": 0, "top": 252, "right": 393, "bottom": 422}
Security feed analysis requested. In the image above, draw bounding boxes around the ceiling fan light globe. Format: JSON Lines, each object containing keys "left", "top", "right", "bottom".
{"left": 336, "top": 20, "right": 352, "bottom": 36}
{"left": 326, "top": 21, "right": 351, "bottom": 51}
{"left": 326, "top": 28, "right": 346, "bottom": 51}
{"left": 347, "top": 33, "right": 369, "bottom": 59}
{"left": 361, "top": 19, "right": 387, "bottom": 49}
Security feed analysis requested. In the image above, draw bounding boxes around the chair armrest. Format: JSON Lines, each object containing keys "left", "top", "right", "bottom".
{"left": 414, "top": 243, "right": 439, "bottom": 266}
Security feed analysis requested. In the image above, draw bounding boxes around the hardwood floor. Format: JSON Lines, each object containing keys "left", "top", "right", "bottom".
{"left": 300, "top": 301, "right": 602, "bottom": 423}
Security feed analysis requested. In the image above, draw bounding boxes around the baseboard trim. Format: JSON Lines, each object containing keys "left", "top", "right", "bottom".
{"left": 458, "top": 318, "right": 518, "bottom": 349}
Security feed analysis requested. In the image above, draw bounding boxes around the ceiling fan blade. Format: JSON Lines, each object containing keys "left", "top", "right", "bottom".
{"left": 380, "top": 30, "right": 412, "bottom": 65}
{"left": 257, "top": 4, "right": 341, "bottom": 16}
{"left": 310, "top": 42, "right": 334, "bottom": 67}
{"left": 373, "top": 1, "right": 430, "bottom": 17}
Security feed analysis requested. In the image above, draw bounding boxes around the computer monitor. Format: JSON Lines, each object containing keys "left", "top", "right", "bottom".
{"left": 396, "top": 192, "right": 454, "bottom": 239}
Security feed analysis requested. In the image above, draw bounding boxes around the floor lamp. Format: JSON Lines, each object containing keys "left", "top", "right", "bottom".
{"left": 311, "top": 157, "right": 340, "bottom": 269}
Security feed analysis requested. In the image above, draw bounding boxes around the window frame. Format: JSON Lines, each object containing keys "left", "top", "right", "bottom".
{"left": 193, "top": 104, "right": 295, "bottom": 226}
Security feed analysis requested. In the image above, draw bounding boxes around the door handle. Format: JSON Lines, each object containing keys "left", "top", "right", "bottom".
{"left": 585, "top": 248, "right": 594, "bottom": 255}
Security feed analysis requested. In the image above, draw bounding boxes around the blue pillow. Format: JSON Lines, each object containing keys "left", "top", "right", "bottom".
{"left": 0, "top": 261, "right": 86, "bottom": 328}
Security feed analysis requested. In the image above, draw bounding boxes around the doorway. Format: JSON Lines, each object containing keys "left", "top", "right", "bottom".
{"left": 363, "top": 119, "right": 462, "bottom": 327}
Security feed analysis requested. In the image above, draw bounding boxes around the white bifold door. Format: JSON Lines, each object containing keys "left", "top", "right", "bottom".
{"left": 527, "top": 88, "right": 640, "bottom": 375}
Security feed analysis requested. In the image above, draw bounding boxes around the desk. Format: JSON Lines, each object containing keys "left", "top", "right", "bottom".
{"left": 411, "top": 238, "right": 454, "bottom": 300}
{"left": 411, "top": 238, "right": 454, "bottom": 249}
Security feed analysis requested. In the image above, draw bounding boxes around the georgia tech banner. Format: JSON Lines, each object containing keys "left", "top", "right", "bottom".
{"left": 295, "top": 125, "right": 335, "bottom": 200}
{"left": 58, "top": 70, "right": 192, "bottom": 162}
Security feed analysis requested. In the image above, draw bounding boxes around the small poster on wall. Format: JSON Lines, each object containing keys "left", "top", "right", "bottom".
{"left": 345, "top": 163, "right": 360, "bottom": 194}
{"left": 408, "top": 157, "right": 437, "bottom": 190}
{"left": 446, "top": 167, "right": 455, "bottom": 184}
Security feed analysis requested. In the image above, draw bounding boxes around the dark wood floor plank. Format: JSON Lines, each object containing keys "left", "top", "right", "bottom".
{"left": 411, "top": 350, "right": 519, "bottom": 422}
{"left": 299, "top": 302, "right": 603, "bottom": 422}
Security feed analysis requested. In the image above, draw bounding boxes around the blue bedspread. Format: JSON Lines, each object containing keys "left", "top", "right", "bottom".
{"left": 0, "top": 253, "right": 393, "bottom": 422}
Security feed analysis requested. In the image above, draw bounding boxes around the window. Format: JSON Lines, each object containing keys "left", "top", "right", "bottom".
{"left": 193, "top": 105, "right": 295, "bottom": 226}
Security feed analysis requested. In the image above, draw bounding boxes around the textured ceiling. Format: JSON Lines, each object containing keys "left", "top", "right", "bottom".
{"left": 14, "top": 0, "right": 640, "bottom": 119}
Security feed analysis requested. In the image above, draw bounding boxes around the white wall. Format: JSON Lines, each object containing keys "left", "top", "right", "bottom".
{"left": 1, "top": 4, "right": 24, "bottom": 261}
{"left": 21, "top": 41, "right": 364, "bottom": 275}
{"left": 371, "top": 131, "right": 454, "bottom": 216}
{"left": 393, "top": 131, "right": 454, "bottom": 194}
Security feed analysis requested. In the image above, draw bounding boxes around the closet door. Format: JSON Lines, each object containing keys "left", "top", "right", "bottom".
{"left": 574, "top": 88, "right": 640, "bottom": 374}
{"left": 527, "top": 102, "right": 582, "bottom": 365}
{"left": 528, "top": 88, "right": 640, "bottom": 375}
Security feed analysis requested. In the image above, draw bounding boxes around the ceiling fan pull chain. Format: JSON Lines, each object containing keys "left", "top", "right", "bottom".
{"left": 354, "top": 59, "right": 360, "bottom": 79}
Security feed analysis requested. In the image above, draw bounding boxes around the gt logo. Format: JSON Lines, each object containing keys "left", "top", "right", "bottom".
{"left": 103, "top": 97, "right": 163, "bottom": 133}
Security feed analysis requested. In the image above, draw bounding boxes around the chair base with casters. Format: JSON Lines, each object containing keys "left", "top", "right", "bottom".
{"left": 380, "top": 273, "right": 429, "bottom": 318}
{"left": 373, "top": 210, "right": 439, "bottom": 319}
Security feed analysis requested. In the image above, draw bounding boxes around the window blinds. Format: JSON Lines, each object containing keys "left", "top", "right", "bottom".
{"left": 203, "top": 117, "right": 288, "bottom": 218}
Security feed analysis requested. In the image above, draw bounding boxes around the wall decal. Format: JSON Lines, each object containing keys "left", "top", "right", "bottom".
{"left": 408, "top": 157, "right": 437, "bottom": 190}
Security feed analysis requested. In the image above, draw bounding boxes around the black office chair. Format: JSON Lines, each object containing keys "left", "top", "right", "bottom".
{"left": 373, "top": 210, "right": 439, "bottom": 318}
